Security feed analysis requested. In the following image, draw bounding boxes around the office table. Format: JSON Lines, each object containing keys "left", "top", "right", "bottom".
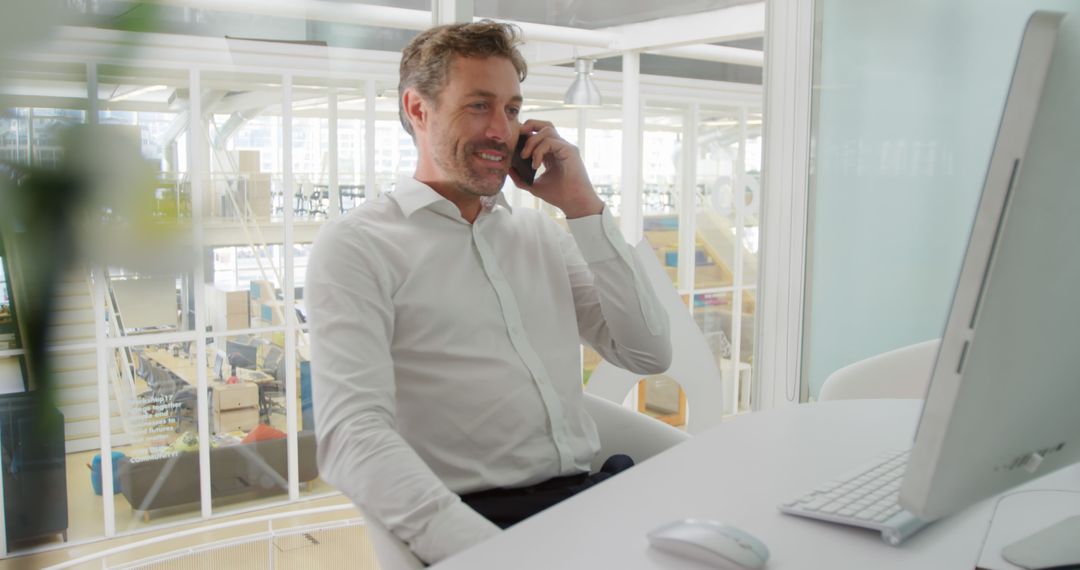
{"left": 432, "top": 400, "right": 1080, "bottom": 570}
{"left": 141, "top": 348, "right": 199, "bottom": 383}
{"left": 141, "top": 348, "right": 263, "bottom": 432}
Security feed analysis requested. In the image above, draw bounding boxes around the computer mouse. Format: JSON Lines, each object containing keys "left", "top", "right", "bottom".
{"left": 647, "top": 519, "right": 770, "bottom": 569}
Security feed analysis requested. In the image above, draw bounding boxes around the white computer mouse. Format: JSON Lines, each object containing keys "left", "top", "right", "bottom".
{"left": 647, "top": 519, "right": 770, "bottom": 569}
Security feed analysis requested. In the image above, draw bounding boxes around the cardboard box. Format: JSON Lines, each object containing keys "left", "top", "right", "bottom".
{"left": 212, "top": 382, "right": 259, "bottom": 413}
{"left": 226, "top": 312, "right": 249, "bottom": 330}
{"left": 213, "top": 407, "right": 259, "bottom": 433}
{"left": 236, "top": 150, "right": 261, "bottom": 174}
{"left": 206, "top": 285, "right": 250, "bottom": 332}
{"left": 246, "top": 174, "right": 272, "bottom": 219}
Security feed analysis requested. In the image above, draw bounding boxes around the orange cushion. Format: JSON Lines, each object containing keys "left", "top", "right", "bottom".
{"left": 242, "top": 423, "right": 287, "bottom": 444}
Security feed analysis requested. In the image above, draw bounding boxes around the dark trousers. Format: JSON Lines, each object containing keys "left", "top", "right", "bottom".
{"left": 461, "top": 454, "right": 635, "bottom": 529}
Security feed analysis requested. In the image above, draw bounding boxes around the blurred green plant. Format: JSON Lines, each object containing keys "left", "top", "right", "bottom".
{"left": 0, "top": 124, "right": 191, "bottom": 422}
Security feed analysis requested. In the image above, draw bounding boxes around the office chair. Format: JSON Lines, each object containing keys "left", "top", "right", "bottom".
{"left": 586, "top": 240, "right": 727, "bottom": 434}
{"left": 339, "top": 184, "right": 364, "bottom": 212}
{"left": 172, "top": 385, "right": 198, "bottom": 432}
{"left": 818, "top": 339, "right": 940, "bottom": 401}
{"left": 258, "top": 346, "right": 287, "bottom": 422}
{"left": 309, "top": 185, "right": 329, "bottom": 217}
{"left": 261, "top": 345, "right": 284, "bottom": 376}
{"left": 147, "top": 364, "right": 179, "bottom": 399}
{"left": 134, "top": 350, "right": 151, "bottom": 380}
{"left": 364, "top": 392, "right": 689, "bottom": 570}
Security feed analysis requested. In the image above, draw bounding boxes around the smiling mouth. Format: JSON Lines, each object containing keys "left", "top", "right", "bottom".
{"left": 475, "top": 151, "right": 505, "bottom": 163}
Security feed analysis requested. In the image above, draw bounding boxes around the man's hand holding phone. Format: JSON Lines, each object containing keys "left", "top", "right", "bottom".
{"left": 508, "top": 119, "right": 604, "bottom": 219}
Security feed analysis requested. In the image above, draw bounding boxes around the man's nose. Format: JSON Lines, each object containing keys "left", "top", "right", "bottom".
{"left": 485, "top": 109, "right": 514, "bottom": 143}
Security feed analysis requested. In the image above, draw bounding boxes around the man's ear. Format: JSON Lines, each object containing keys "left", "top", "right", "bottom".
{"left": 402, "top": 88, "right": 429, "bottom": 134}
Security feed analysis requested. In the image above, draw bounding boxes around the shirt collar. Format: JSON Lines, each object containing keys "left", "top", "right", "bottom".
{"left": 391, "top": 176, "right": 514, "bottom": 219}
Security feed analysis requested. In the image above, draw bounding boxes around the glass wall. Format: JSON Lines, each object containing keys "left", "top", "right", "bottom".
{"left": 802, "top": 0, "right": 1074, "bottom": 400}
{"left": 0, "top": 60, "right": 337, "bottom": 553}
{"left": 0, "top": 15, "right": 764, "bottom": 558}
{"left": 0, "top": 246, "right": 13, "bottom": 353}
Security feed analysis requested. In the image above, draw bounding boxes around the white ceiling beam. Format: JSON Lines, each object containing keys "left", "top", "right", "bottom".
{"left": 145, "top": 0, "right": 617, "bottom": 47}
{"left": 654, "top": 44, "right": 763, "bottom": 67}
{"left": 525, "top": 42, "right": 762, "bottom": 68}
{"left": 523, "top": 3, "right": 764, "bottom": 67}
{"left": 38, "top": 27, "right": 401, "bottom": 81}
{"left": 147, "top": 0, "right": 430, "bottom": 30}
{"left": 513, "top": 22, "right": 615, "bottom": 48}
{"left": 602, "top": 2, "right": 764, "bottom": 52}
{"left": 20, "top": 27, "right": 762, "bottom": 108}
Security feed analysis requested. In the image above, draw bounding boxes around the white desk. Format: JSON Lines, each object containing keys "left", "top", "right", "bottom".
{"left": 432, "top": 400, "right": 1080, "bottom": 569}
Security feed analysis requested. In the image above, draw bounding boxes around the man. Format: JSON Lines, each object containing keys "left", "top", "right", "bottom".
{"left": 306, "top": 21, "right": 671, "bottom": 564}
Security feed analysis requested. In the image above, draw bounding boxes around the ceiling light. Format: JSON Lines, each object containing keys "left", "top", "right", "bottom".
{"left": 563, "top": 58, "right": 602, "bottom": 108}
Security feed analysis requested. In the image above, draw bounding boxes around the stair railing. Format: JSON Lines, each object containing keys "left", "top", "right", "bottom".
{"left": 102, "top": 267, "right": 139, "bottom": 436}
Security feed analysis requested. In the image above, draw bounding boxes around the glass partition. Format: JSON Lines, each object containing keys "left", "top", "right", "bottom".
{"left": 643, "top": 109, "right": 682, "bottom": 216}
{"left": 1, "top": 8, "right": 767, "bottom": 557}
{"left": 209, "top": 332, "right": 289, "bottom": 515}
{"left": 335, "top": 85, "right": 369, "bottom": 214}
{"left": 112, "top": 341, "right": 204, "bottom": 534}
{"left": 297, "top": 331, "right": 332, "bottom": 499}
{"left": 202, "top": 72, "right": 284, "bottom": 228}
{"left": 802, "top": 0, "right": 1070, "bottom": 399}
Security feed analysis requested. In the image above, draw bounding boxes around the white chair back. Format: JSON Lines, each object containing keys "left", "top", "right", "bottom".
{"left": 365, "top": 515, "right": 425, "bottom": 570}
{"left": 583, "top": 392, "right": 689, "bottom": 470}
{"left": 586, "top": 240, "right": 728, "bottom": 434}
{"left": 819, "top": 339, "right": 941, "bottom": 401}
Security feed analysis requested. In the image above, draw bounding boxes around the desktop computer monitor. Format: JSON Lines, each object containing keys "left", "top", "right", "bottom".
{"left": 898, "top": 10, "right": 1080, "bottom": 531}
{"left": 225, "top": 339, "right": 258, "bottom": 370}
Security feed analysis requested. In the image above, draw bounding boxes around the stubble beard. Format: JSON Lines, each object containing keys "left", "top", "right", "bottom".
{"left": 433, "top": 137, "right": 509, "bottom": 198}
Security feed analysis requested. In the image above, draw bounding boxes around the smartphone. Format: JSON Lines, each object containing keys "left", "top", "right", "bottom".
{"left": 511, "top": 133, "right": 537, "bottom": 185}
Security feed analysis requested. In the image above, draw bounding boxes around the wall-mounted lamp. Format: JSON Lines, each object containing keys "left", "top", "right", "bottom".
{"left": 563, "top": 58, "right": 602, "bottom": 108}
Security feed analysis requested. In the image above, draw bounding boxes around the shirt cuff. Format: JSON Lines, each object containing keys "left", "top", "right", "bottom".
{"left": 409, "top": 500, "right": 502, "bottom": 565}
{"left": 566, "top": 207, "right": 624, "bottom": 263}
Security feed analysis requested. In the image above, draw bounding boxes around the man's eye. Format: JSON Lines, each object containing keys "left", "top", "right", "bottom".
{"left": 469, "top": 102, "right": 488, "bottom": 111}
{"left": 507, "top": 107, "right": 521, "bottom": 118}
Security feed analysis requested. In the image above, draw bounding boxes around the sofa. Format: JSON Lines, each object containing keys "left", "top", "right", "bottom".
{"left": 118, "top": 429, "right": 318, "bottom": 516}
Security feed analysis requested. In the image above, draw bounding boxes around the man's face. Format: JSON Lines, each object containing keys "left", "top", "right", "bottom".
{"left": 422, "top": 56, "right": 523, "bottom": 197}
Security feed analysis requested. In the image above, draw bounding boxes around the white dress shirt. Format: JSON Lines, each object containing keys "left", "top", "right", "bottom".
{"left": 306, "top": 177, "right": 671, "bottom": 564}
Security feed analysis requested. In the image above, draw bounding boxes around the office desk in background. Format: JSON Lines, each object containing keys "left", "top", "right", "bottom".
{"left": 433, "top": 400, "right": 1080, "bottom": 570}
{"left": 141, "top": 348, "right": 262, "bottom": 432}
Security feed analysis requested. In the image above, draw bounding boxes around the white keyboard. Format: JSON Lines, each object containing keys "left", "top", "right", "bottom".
{"left": 779, "top": 449, "right": 930, "bottom": 545}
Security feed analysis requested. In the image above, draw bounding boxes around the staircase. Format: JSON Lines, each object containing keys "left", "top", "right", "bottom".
{"left": 696, "top": 211, "right": 758, "bottom": 284}
{"left": 45, "top": 270, "right": 129, "bottom": 454}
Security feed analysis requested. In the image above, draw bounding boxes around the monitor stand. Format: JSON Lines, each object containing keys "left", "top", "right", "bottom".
{"left": 976, "top": 476, "right": 1080, "bottom": 570}
{"left": 1001, "top": 515, "right": 1080, "bottom": 569}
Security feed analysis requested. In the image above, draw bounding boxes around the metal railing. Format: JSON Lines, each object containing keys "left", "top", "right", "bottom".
{"left": 44, "top": 504, "right": 370, "bottom": 570}
{"left": 103, "top": 268, "right": 139, "bottom": 437}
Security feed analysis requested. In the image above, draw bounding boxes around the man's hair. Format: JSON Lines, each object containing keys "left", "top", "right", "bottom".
{"left": 398, "top": 20, "right": 527, "bottom": 137}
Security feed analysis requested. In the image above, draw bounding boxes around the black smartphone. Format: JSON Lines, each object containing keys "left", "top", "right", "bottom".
{"left": 511, "top": 133, "right": 537, "bottom": 185}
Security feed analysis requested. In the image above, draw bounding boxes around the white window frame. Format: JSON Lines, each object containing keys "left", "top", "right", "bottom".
{"left": 754, "top": 0, "right": 816, "bottom": 409}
